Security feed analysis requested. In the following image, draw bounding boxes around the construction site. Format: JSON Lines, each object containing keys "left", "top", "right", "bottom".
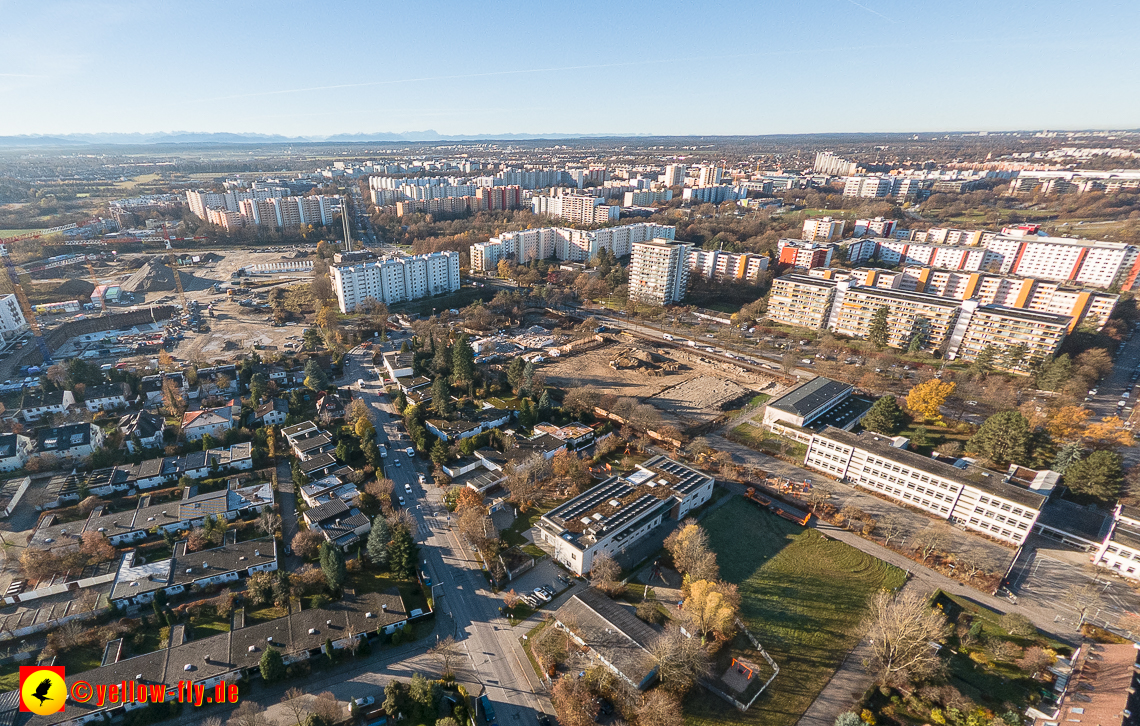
{"left": 543, "top": 335, "right": 781, "bottom": 432}
{"left": 0, "top": 247, "right": 320, "bottom": 375}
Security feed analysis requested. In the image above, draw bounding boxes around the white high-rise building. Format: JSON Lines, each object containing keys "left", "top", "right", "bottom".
{"left": 532, "top": 194, "right": 620, "bottom": 225}
{"left": 696, "top": 165, "right": 723, "bottom": 186}
{"left": 802, "top": 216, "right": 846, "bottom": 242}
{"left": 331, "top": 251, "right": 460, "bottom": 313}
{"left": 813, "top": 152, "right": 858, "bottom": 176}
{"left": 0, "top": 294, "right": 29, "bottom": 339}
{"left": 662, "top": 164, "right": 687, "bottom": 186}
{"left": 470, "top": 223, "right": 675, "bottom": 271}
{"left": 629, "top": 239, "right": 691, "bottom": 305}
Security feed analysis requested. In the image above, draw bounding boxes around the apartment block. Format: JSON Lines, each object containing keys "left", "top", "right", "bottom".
{"left": 850, "top": 234, "right": 1140, "bottom": 290}
{"left": 688, "top": 249, "right": 769, "bottom": 283}
{"left": 805, "top": 427, "right": 1046, "bottom": 545}
{"left": 766, "top": 274, "right": 838, "bottom": 329}
{"left": 853, "top": 217, "right": 896, "bottom": 238}
{"left": 696, "top": 165, "right": 723, "bottom": 186}
{"left": 847, "top": 267, "right": 1118, "bottom": 332}
{"left": 662, "top": 163, "right": 687, "bottom": 186}
{"left": 629, "top": 239, "right": 691, "bottom": 305}
{"left": 532, "top": 193, "right": 620, "bottom": 225}
{"left": 842, "top": 176, "right": 893, "bottom": 198}
{"left": 802, "top": 216, "right": 846, "bottom": 242}
{"left": 813, "top": 152, "right": 857, "bottom": 176}
{"left": 0, "top": 294, "right": 28, "bottom": 338}
{"left": 622, "top": 189, "right": 674, "bottom": 206}
{"left": 778, "top": 239, "right": 835, "bottom": 269}
{"left": 947, "top": 303, "right": 1071, "bottom": 368}
{"left": 331, "top": 251, "right": 460, "bottom": 313}
{"left": 469, "top": 223, "right": 675, "bottom": 271}
{"left": 828, "top": 282, "right": 963, "bottom": 351}
{"left": 681, "top": 185, "right": 741, "bottom": 204}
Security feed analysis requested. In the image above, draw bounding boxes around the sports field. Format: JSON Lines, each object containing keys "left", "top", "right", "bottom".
{"left": 685, "top": 497, "right": 906, "bottom": 726}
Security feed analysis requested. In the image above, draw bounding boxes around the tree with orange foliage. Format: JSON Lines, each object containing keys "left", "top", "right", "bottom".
{"left": 1045, "top": 406, "right": 1091, "bottom": 442}
{"left": 1083, "top": 416, "right": 1135, "bottom": 450}
{"left": 906, "top": 379, "right": 956, "bottom": 424}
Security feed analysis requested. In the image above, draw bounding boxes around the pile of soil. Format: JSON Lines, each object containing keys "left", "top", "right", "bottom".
{"left": 121, "top": 257, "right": 194, "bottom": 293}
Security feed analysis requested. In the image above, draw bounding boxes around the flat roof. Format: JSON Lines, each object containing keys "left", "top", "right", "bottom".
{"left": 974, "top": 304, "right": 1072, "bottom": 326}
{"left": 768, "top": 376, "right": 852, "bottom": 418}
{"left": 815, "top": 427, "right": 1047, "bottom": 509}
{"left": 774, "top": 273, "right": 837, "bottom": 289}
{"left": 846, "top": 285, "right": 963, "bottom": 308}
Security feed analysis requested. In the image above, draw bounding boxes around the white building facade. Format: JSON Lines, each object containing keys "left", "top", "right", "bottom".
{"left": 331, "top": 251, "right": 460, "bottom": 313}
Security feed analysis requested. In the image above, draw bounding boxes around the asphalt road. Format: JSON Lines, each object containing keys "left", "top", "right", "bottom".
{"left": 1084, "top": 322, "right": 1140, "bottom": 467}
{"left": 341, "top": 347, "right": 552, "bottom": 722}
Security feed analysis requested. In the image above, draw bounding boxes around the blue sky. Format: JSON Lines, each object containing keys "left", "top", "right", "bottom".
{"left": 2, "top": 0, "right": 1138, "bottom": 137}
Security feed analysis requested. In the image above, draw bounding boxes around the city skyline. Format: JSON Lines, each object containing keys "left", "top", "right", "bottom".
{"left": 3, "top": 0, "right": 1139, "bottom": 138}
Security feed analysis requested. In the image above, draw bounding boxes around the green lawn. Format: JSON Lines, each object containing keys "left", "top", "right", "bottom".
{"left": 346, "top": 569, "right": 428, "bottom": 613}
{"left": 190, "top": 614, "right": 231, "bottom": 640}
{"left": 245, "top": 606, "right": 288, "bottom": 625}
{"left": 684, "top": 497, "right": 906, "bottom": 726}
{"left": 729, "top": 423, "right": 807, "bottom": 460}
{"left": 501, "top": 502, "right": 557, "bottom": 549}
{"left": 0, "top": 662, "right": 19, "bottom": 691}
{"left": 54, "top": 643, "right": 106, "bottom": 675}
{"left": 129, "top": 626, "right": 170, "bottom": 657}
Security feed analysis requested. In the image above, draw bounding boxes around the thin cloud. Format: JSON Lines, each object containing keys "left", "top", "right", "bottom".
{"left": 843, "top": 0, "right": 895, "bottom": 23}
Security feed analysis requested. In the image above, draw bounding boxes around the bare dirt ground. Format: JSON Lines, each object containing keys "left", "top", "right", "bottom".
{"left": 542, "top": 341, "right": 770, "bottom": 427}
{"left": 542, "top": 343, "right": 697, "bottom": 400}
{"left": 646, "top": 375, "right": 752, "bottom": 426}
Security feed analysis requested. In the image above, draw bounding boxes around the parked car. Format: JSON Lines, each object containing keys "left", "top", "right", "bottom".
{"left": 532, "top": 587, "right": 552, "bottom": 603}
{"left": 353, "top": 696, "right": 375, "bottom": 708}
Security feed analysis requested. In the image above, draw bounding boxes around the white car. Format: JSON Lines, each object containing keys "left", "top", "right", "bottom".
{"left": 532, "top": 587, "right": 552, "bottom": 603}
{"left": 353, "top": 697, "right": 375, "bottom": 708}
{"left": 404, "top": 483, "right": 412, "bottom": 493}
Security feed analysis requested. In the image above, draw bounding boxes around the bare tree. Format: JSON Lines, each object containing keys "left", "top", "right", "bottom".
{"left": 636, "top": 690, "right": 683, "bottom": 726}
{"left": 911, "top": 525, "right": 950, "bottom": 564}
{"left": 1063, "top": 583, "right": 1105, "bottom": 627}
{"left": 878, "top": 514, "right": 907, "bottom": 546}
{"left": 551, "top": 674, "right": 599, "bottom": 726}
{"left": 955, "top": 550, "right": 990, "bottom": 581}
{"left": 257, "top": 507, "right": 281, "bottom": 536}
{"left": 863, "top": 589, "right": 949, "bottom": 686}
{"left": 589, "top": 552, "right": 622, "bottom": 596}
{"left": 280, "top": 687, "right": 311, "bottom": 726}
{"left": 310, "top": 692, "right": 342, "bottom": 725}
{"left": 226, "top": 701, "right": 271, "bottom": 726}
{"left": 649, "top": 624, "right": 711, "bottom": 695}
{"left": 428, "top": 635, "right": 461, "bottom": 679}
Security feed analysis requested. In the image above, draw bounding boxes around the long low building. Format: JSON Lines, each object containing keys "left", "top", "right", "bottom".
{"left": 804, "top": 427, "right": 1047, "bottom": 545}
{"left": 110, "top": 537, "right": 278, "bottom": 606}
{"left": 762, "top": 376, "right": 873, "bottom": 443}
{"left": 537, "top": 456, "right": 714, "bottom": 575}
{"left": 83, "top": 443, "right": 253, "bottom": 494}
{"left": 23, "top": 589, "right": 409, "bottom": 726}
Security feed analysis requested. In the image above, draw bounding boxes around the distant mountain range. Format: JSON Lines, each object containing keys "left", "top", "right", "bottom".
{"left": 0, "top": 131, "right": 641, "bottom": 147}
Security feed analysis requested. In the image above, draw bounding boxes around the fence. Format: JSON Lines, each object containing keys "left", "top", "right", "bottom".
{"left": 701, "top": 618, "right": 779, "bottom": 712}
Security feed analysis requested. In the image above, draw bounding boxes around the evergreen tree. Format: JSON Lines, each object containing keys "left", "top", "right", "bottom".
{"left": 400, "top": 341, "right": 409, "bottom": 353}
{"left": 520, "top": 361, "right": 536, "bottom": 395}
{"left": 304, "top": 359, "right": 329, "bottom": 391}
{"left": 1000, "top": 343, "right": 1028, "bottom": 371}
{"left": 537, "top": 389, "right": 552, "bottom": 416}
{"left": 249, "top": 372, "right": 268, "bottom": 404}
{"left": 507, "top": 358, "right": 526, "bottom": 392}
{"left": 431, "top": 377, "right": 452, "bottom": 417}
{"left": 432, "top": 340, "right": 451, "bottom": 376}
{"left": 518, "top": 398, "right": 537, "bottom": 429}
{"left": 451, "top": 335, "right": 475, "bottom": 385}
{"left": 431, "top": 438, "right": 449, "bottom": 465}
{"left": 1065, "top": 450, "right": 1124, "bottom": 504}
{"left": 868, "top": 306, "right": 891, "bottom": 350}
{"left": 366, "top": 515, "right": 390, "bottom": 566}
{"left": 1052, "top": 441, "right": 1083, "bottom": 474}
{"left": 389, "top": 526, "right": 418, "bottom": 579}
{"left": 967, "top": 411, "right": 1030, "bottom": 466}
{"left": 970, "top": 345, "right": 997, "bottom": 374}
{"left": 319, "top": 541, "right": 347, "bottom": 590}
{"left": 394, "top": 389, "right": 407, "bottom": 413}
{"left": 382, "top": 680, "right": 406, "bottom": 722}
{"left": 911, "top": 426, "right": 929, "bottom": 447}
{"left": 862, "top": 396, "right": 904, "bottom": 435}
{"left": 259, "top": 647, "right": 286, "bottom": 683}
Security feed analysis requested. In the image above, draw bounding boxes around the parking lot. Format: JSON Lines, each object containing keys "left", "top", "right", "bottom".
{"left": 1009, "top": 537, "right": 1140, "bottom": 635}
{"left": 505, "top": 559, "right": 580, "bottom": 610}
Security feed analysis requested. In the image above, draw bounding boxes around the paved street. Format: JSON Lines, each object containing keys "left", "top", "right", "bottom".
{"left": 341, "top": 346, "right": 553, "bottom": 722}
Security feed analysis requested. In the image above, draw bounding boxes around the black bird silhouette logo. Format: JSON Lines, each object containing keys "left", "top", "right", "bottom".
{"left": 32, "top": 678, "right": 53, "bottom": 706}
